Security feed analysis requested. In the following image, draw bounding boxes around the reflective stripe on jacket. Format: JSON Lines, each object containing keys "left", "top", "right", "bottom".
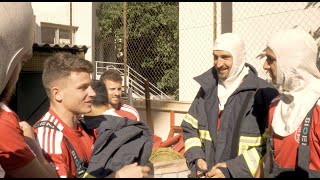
{"left": 182, "top": 63, "right": 278, "bottom": 178}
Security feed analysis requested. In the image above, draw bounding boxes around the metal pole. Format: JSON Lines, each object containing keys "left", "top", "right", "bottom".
{"left": 92, "top": 2, "right": 98, "bottom": 80}
{"left": 213, "top": 2, "right": 217, "bottom": 42}
{"left": 33, "top": 15, "right": 36, "bottom": 43}
{"left": 70, "top": 2, "right": 73, "bottom": 44}
{"left": 221, "top": 2, "right": 233, "bottom": 33}
{"left": 144, "top": 79, "right": 154, "bottom": 134}
{"left": 123, "top": 2, "right": 128, "bottom": 95}
{"left": 128, "top": 87, "right": 133, "bottom": 106}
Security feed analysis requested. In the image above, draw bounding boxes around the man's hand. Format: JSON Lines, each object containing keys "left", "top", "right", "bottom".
{"left": 18, "top": 121, "right": 58, "bottom": 178}
{"left": 19, "top": 121, "right": 35, "bottom": 140}
{"left": 115, "top": 162, "right": 150, "bottom": 178}
{"left": 196, "top": 159, "right": 208, "bottom": 178}
{"left": 206, "top": 162, "right": 227, "bottom": 178}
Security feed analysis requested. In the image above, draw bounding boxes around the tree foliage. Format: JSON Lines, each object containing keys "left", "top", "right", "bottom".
{"left": 97, "top": 2, "right": 179, "bottom": 100}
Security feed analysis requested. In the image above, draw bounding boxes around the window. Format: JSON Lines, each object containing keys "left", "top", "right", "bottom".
{"left": 41, "top": 22, "right": 78, "bottom": 45}
{"left": 41, "top": 26, "right": 56, "bottom": 44}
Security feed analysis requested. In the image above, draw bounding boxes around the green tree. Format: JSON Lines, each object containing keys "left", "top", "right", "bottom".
{"left": 97, "top": 2, "right": 179, "bottom": 100}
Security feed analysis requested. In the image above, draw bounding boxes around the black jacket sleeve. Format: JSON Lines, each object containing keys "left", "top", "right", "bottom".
{"left": 181, "top": 88, "right": 207, "bottom": 170}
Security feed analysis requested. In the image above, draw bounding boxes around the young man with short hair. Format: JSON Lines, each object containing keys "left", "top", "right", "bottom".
{"left": 34, "top": 52, "right": 150, "bottom": 178}
{"left": 100, "top": 69, "right": 140, "bottom": 121}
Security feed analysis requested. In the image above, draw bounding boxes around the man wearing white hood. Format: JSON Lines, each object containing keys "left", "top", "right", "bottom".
{"left": 0, "top": 2, "right": 57, "bottom": 178}
{"left": 182, "top": 33, "right": 278, "bottom": 178}
{"left": 263, "top": 29, "right": 320, "bottom": 177}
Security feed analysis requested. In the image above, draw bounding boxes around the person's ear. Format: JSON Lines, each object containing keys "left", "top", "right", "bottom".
{"left": 51, "top": 86, "right": 63, "bottom": 102}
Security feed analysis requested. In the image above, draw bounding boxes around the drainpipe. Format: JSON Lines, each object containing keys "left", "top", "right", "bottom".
{"left": 221, "top": 2, "right": 233, "bottom": 33}
{"left": 70, "top": 2, "right": 73, "bottom": 45}
{"left": 213, "top": 2, "right": 217, "bottom": 42}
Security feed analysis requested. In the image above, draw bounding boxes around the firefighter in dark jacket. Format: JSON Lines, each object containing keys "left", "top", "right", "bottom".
{"left": 181, "top": 33, "right": 278, "bottom": 178}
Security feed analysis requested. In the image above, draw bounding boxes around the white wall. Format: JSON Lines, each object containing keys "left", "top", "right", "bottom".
{"left": 232, "top": 2, "right": 320, "bottom": 79}
{"left": 32, "top": 2, "right": 69, "bottom": 43}
{"left": 72, "top": 2, "right": 94, "bottom": 61}
{"left": 132, "top": 100, "right": 190, "bottom": 141}
{"left": 178, "top": 2, "right": 320, "bottom": 101}
{"left": 31, "top": 2, "right": 95, "bottom": 61}
{"left": 179, "top": 2, "right": 214, "bottom": 102}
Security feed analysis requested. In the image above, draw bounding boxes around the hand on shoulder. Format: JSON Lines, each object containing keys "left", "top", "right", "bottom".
{"left": 19, "top": 121, "right": 35, "bottom": 140}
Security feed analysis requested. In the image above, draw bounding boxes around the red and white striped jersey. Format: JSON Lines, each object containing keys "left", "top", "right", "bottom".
{"left": 33, "top": 109, "right": 94, "bottom": 178}
{"left": 0, "top": 102, "right": 35, "bottom": 172}
{"left": 103, "top": 103, "right": 140, "bottom": 121}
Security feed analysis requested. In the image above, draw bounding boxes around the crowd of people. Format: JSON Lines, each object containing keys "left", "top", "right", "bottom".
{"left": 0, "top": 2, "right": 319, "bottom": 178}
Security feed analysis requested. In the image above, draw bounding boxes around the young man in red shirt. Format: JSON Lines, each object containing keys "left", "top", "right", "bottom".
{"left": 100, "top": 70, "right": 140, "bottom": 121}
{"left": 34, "top": 52, "right": 150, "bottom": 178}
{"left": 0, "top": 2, "right": 57, "bottom": 178}
{"left": 263, "top": 29, "right": 320, "bottom": 177}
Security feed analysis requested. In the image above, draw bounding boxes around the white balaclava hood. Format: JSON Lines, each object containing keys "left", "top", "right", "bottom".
{"left": 268, "top": 29, "right": 320, "bottom": 136}
{"left": 213, "top": 33, "right": 249, "bottom": 110}
{"left": 0, "top": 2, "right": 34, "bottom": 95}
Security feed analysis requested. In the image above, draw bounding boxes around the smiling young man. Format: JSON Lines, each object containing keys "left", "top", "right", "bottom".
{"left": 100, "top": 70, "right": 140, "bottom": 121}
{"left": 34, "top": 53, "right": 150, "bottom": 178}
{"left": 263, "top": 29, "right": 320, "bottom": 178}
{"left": 33, "top": 52, "right": 96, "bottom": 178}
{"left": 181, "top": 33, "right": 278, "bottom": 178}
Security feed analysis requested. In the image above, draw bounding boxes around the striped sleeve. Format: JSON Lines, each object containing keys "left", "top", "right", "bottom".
{"left": 226, "top": 133, "right": 267, "bottom": 178}
{"left": 117, "top": 104, "right": 141, "bottom": 121}
{"left": 34, "top": 114, "right": 69, "bottom": 178}
{"left": 181, "top": 92, "right": 207, "bottom": 170}
{"left": 0, "top": 105, "right": 36, "bottom": 171}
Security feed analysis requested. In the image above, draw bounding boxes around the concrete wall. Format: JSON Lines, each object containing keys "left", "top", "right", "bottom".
{"left": 31, "top": 2, "right": 95, "bottom": 61}
{"left": 179, "top": 2, "right": 214, "bottom": 102}
{"left": 132, "top": 100, "right": 191, "bottom": 141}
{"left": 72, "top": 2, "right": 95, "bottom": 62}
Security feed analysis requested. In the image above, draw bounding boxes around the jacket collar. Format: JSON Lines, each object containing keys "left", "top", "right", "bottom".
{"left": 193, "top": 63, "right": 259, "bottom": 94}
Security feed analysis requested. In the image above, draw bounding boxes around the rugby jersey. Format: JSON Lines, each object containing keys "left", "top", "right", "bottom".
{"left": 0, "top": 103, "right": 35, "bottom": 172}
{"left": 103, "top": 103, "right": 140, "bottom": 121}
{"left": 34, "top": 109, "right": 94, "bottom": 178}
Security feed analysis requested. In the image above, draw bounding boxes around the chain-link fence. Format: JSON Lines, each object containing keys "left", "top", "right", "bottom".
{"left": 94, "top": 2, "right": 320, "bottom": 102}
{"left": 95, "top": 2, "right": 179, "bottom": 101}
{"left": 231, "top": 2, "right": 320, "bottom": 80}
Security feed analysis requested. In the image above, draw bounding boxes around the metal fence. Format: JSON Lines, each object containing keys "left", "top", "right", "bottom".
{"left": 230, "top": 2, "right": 320, "bottom": 80}
{"left": 95, "top": 2, "right": 179, "bottom": 100}
{"left": 94, "top": 2, "right": 320, "bottom": 102}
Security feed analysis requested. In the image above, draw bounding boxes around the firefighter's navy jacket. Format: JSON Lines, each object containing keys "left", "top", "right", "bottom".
{"left": 81, "top": 115, "right": 153, "bottom": 178}
{"left": 181, "top": 63, "right": 278, "bottom": 177}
